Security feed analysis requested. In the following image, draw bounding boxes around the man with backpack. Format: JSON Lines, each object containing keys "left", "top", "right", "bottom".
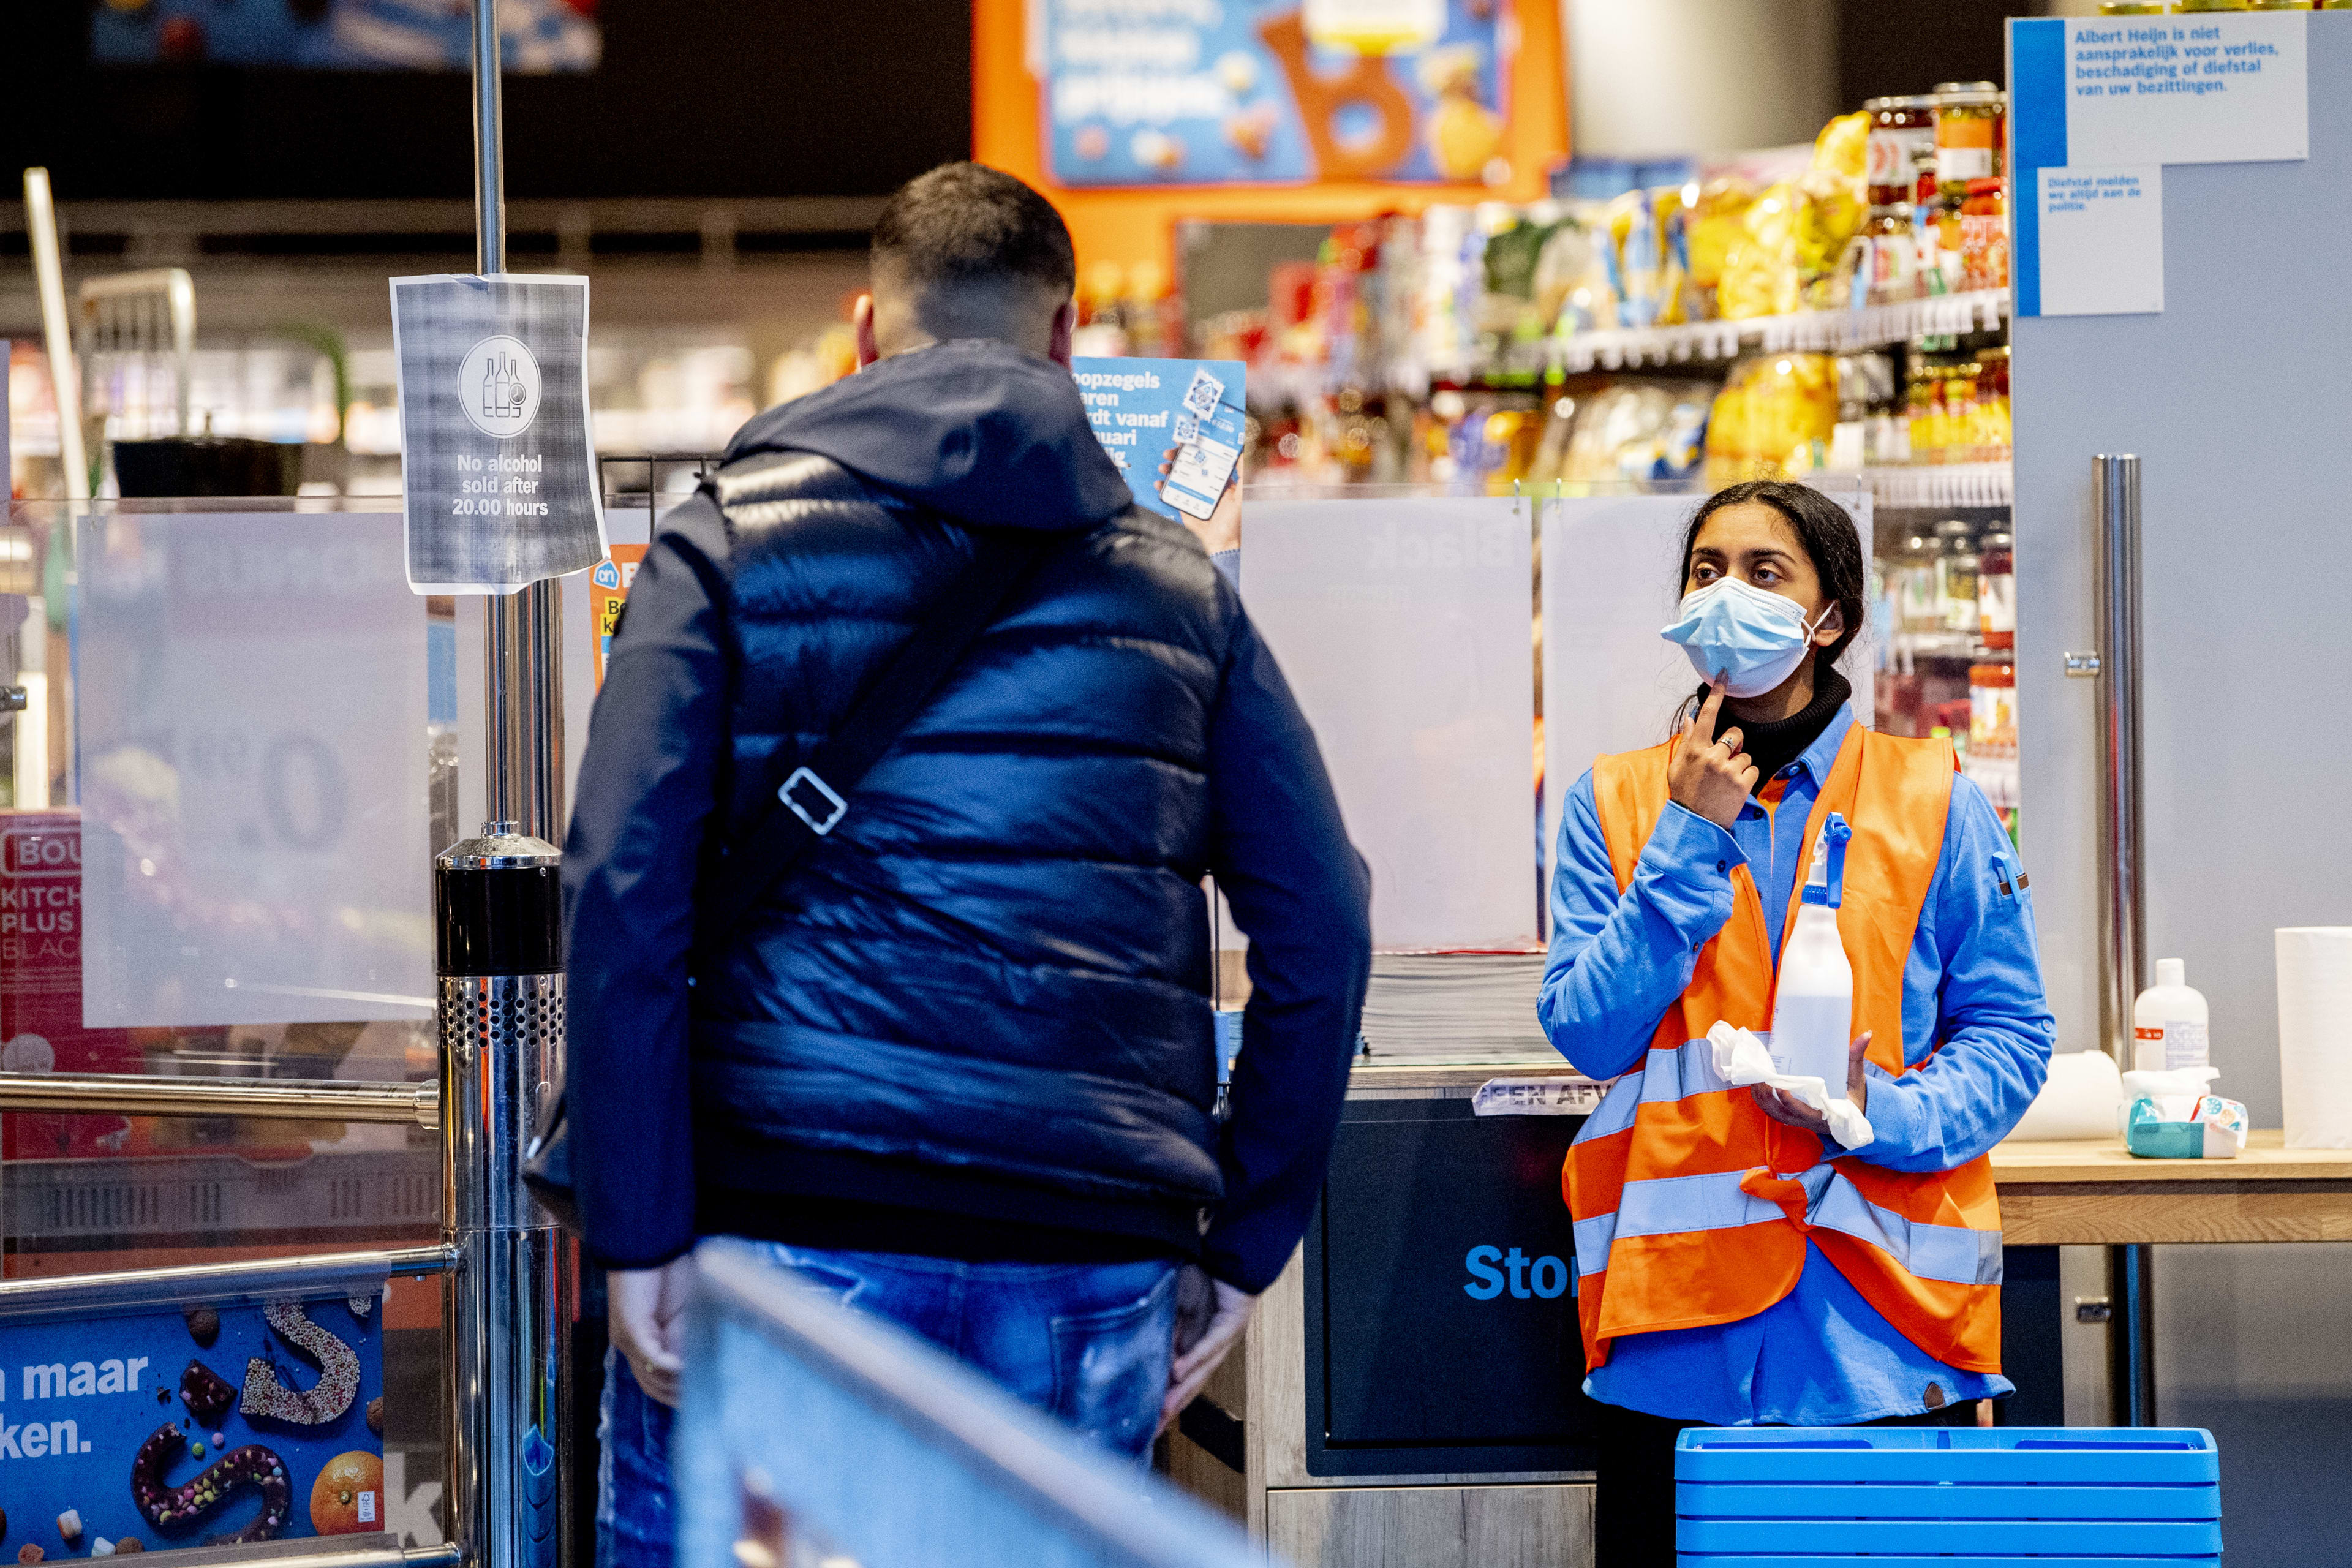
{"left": 561, "top": 162, "right": 1370, "bottom": 1562}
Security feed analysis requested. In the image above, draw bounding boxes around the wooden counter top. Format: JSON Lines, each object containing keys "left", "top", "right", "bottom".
{"left": 1992, "top": 1129, "right": 2352, "bottom": 1182}
{"left": 1991, "top": 1131, "right": 2352, "bottom": 1245}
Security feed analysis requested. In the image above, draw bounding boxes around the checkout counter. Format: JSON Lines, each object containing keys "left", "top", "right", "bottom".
{"left": 1159, "top": 1058, "right": 2352, "bottom": 1567}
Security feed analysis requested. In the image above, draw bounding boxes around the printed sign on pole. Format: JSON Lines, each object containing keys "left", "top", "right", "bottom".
{"left": 390, "top": 274, "right": 606, "bottom": 593}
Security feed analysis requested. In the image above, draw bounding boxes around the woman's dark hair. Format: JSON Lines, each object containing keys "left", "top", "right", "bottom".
{"left": 1675, "top": 480, "right": 1867, "bottom": 669}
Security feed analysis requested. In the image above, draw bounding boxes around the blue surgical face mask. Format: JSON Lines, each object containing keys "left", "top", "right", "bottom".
{"left": 1661, "top": 577, "right": 1831, "bottom": 697}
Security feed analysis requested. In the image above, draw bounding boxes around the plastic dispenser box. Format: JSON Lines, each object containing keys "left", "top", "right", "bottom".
{"left": 1673, "top": 1426, "right": 2221, "bottom": 1566}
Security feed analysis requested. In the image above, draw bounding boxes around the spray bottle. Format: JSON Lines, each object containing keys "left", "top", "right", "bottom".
{"left": 1769, "top": 813, "right": 1856, "bottom": 1095}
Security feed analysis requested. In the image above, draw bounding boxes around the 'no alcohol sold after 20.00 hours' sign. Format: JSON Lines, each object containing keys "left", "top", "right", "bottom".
{"left": 391, "top": 274, "right": 606, "bottom": 593}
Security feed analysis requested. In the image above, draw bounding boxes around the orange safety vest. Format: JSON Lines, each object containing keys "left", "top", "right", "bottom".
{"left": 1563, "top": 724, "right": 2003, "bottom": 1374}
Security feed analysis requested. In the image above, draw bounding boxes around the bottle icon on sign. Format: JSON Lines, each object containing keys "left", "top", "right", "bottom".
{"left": 481, "top": 353, "right": 527, "bottom": 421}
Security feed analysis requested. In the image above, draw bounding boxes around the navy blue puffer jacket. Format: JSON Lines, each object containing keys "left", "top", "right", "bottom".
{"left": 563, "top": 340, "right": 1371, "bottom": 1291}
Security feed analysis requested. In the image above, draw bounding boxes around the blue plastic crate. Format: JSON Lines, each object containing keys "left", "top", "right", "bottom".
{"left": 1674, "top": 1426, "right": 2220, "bottom": 1567}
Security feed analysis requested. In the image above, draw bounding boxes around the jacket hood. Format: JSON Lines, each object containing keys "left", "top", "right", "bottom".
{"left": 723, "top": 338, "right": 1133, "bottom": 530}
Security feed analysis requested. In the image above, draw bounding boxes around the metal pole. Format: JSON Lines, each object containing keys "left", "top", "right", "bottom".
{"left": 2093, "top": 451, "right": 2157, "bottom": 1427}
{"left": 461, "top": 7, "right": 571, "bottom": 1565}
{"left": 438, "top": 824, "right": 570, "bottom": 1568}
{"left": 21, "top": 169, "right": 88, "bottom": 502}
{"left": 2094, "top": 453, "right": 2145, "bottom": 1065}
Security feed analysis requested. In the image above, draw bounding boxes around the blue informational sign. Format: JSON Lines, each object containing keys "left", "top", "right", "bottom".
{"left": 0, "top": 1293, "right": 386, "bottom": 1558}
{"left": 1074, "top": 358, "right": 1246, "bottom": 522}
{"left": 1039, "top": 1, "right": 1510, "bottom": 187}
{"left": 91, "top": 0, "right": 598, "bottom": 71}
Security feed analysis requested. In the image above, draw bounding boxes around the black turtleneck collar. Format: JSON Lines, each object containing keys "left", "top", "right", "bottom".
{"left": 1706, "top": 666, "right": 1852, "bottom": 789}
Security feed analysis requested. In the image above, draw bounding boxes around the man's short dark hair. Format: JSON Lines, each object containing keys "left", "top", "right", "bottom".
{"left": 871, "top": 163, "right": 1076, "bottom": 301}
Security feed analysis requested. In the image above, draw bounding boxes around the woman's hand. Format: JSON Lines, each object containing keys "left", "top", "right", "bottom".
{"left": 1752, "top": 1030, "right": 1872, "bottom": 1138}
{"left": 1668, "top": 677, "right": 1760, "bottom": 829}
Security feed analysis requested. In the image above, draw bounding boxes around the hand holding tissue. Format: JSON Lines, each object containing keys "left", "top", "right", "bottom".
{"left": 1707, "top": 1020, "right": 1876, "bottom": 1151}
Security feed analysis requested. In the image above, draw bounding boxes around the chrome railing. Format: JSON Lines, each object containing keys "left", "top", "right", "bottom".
{"left": 675, "top": 1238, "right": 1265, "bottom": 1568}
{"left": 0, "top": 1072, "right": 438, "bottom": 1126}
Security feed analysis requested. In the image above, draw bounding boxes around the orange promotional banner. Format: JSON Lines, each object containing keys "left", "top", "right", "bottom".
{"left": 973, "top": 0, "right": 1567, "bottom": 276}
{"left": 588, "top": 544, "right": 647, "bottom": 690}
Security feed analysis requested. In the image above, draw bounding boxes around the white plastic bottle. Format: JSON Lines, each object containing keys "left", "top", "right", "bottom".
{"left": 2133, "top": 958, "right": 2211, "bottom": 1075}
{"left": 1769, "top": 815, "right": 1856, "bottom": 1095}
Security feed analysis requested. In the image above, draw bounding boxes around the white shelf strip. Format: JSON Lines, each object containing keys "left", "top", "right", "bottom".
{"left": 1547, "top": 290, "right": 2009, "bottom": 374}
{"left": 1850, "top": 461, "right": 2014, "bottom": 510}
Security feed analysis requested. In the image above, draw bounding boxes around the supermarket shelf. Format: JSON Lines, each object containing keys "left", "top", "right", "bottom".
{"left": 1542, "top": 290, "right": 2009, "bottom": 374}
{"left": 1855, "top": 461, "right": 2013, "bottom": 509}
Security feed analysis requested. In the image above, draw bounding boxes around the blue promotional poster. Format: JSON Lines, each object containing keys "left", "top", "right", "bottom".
{"left": 0, "top": 1294, "right": 386, "bottom": 1558}
{"left": 92, "top": 0, "right": 598, "bottom": 71}
{"left": 1075, "top": 359, "right": 1246, "bottom": 522}
{"left": 1039, "top": 0, "right": 1512, "bottom": 187}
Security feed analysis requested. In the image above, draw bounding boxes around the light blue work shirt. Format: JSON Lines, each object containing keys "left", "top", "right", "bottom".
{"left": 1539, "top": 702, "right": 2055, "bottom": 1425}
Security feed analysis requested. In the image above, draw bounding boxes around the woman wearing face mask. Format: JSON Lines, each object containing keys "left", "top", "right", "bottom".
{"left": 1539, "top": 481, "right": 2054, "bottom": 1567}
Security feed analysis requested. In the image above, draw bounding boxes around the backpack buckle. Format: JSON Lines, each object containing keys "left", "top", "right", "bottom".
{"left": 778, "top": 766, "right": 848, "bottom": 836}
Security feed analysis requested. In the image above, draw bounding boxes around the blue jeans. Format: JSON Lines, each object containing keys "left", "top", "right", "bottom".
{"left": 595, "top": 1246, "right": 1179, "bottom": 1568}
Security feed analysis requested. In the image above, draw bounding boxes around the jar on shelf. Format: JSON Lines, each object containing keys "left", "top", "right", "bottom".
{"left": 1935, "top": 518, "right": 1981, "bottom": 636}
{"left": 1978, "top": 529, "right": 2015, "bottom": 651}
{"left": 1896, "top": 530, "right": 1943, "bottom": 637}
{"left": 1866, "top": 96, "right": 1938, "bottom": 209}
{"left": 1959, "top": 178, "right": 2008, "bottom": 295}
{"left": 1931, "top": 84, "right": 2006, "bottom": 206}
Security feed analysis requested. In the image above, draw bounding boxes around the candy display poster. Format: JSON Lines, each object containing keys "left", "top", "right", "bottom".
{"left": 0, "top": 1293, "right": 386, "bottom": 1559}
{"left": 1038, "top": 0, "right": 1512, "bottom": 187}
{"left": 1074, "top": 358, "right": 1246, "bottom": 522}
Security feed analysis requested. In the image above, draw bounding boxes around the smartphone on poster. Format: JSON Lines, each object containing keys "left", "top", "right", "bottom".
{"left": 1073, "top": 356, "right": 1246, "bottom": 523}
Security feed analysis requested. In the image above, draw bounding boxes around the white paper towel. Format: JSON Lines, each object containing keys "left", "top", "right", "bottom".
{"left": 2009, "top": 1050, "right": 2124, "bottom": 1142}
{"left": 2278, "top": 927, "right": 2352, "bottom": 1149}
{"left": 1706, "top": 1022, "right": 1875, "bottom": 1150}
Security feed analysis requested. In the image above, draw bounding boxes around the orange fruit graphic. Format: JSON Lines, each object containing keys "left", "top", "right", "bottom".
{"left": 309, "top": 1452, "right": 385, "bottom": 1536}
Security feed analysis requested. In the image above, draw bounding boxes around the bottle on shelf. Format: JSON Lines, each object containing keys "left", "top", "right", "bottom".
{"left": 1973, "top": 346, "right": 2012, "bottom": 461}
{"left": 1978, "top": 529, "right": 2015, "bottom": 650}
{"left": 1897, "top": 530, "right": 1943, "bottom": 638}
{"left": 2134, "top": 959, "right": 2212, "bottom": 1076}
{"left": 1934, "top": 518, "right": 1980, "bottom": 638}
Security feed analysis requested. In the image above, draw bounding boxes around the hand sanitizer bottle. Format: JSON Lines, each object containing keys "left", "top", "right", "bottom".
{"left": 2134, "top": 959, "right": 2211, "bottom": 1075}
{"left": 1769, "top": 813, "right": 1856, "bottom": 1095}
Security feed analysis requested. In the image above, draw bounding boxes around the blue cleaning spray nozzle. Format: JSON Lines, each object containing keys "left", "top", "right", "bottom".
{"left": 1802, "top": 813, "right": 1853, "bottom": 908}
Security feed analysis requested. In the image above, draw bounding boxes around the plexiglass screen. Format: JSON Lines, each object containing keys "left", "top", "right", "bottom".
{"left": 1246, "top": 497, "right": 1537, "bottom": 952}
{"left": 75, "top": 511, "right": 431, "bottom": 1027}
